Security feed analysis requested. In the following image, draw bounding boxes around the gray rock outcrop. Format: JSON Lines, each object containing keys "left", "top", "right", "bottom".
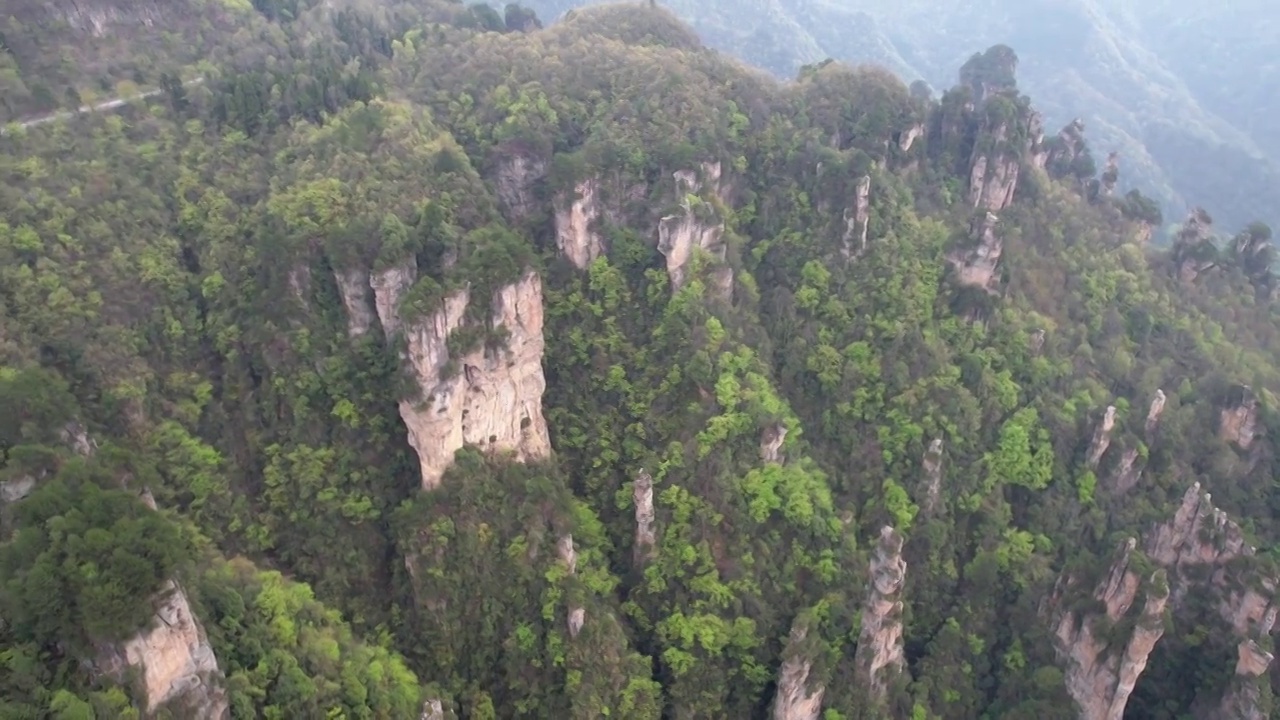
{"left": 854, "top": 526, "right": 907, "bottom": 704}
{"left": 388, "top": 270, "right": 552, "bottom": 489}
{"left": 98, "top": 581, "right": 229, "bottom": 719}
{"left": 949, "top": 211, "right": 1003, "bottom": 292}
{"left": 633, "top": 469, "right": 657, "bottom": 565}
{"left": 658, "top": 162, "right": 731, "bottom": 295}
{"left": 772, "top": 620, "right": 825, "bottom": 720}
{"left": 554, "top": 178, "right": 606, "bottom": 269}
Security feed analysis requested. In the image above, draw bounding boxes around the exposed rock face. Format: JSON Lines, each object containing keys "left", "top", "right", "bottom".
{"left": 421, "top": 699, "right": 446, "bottom": 720}
{"left": 633, "top": 469, "right": 656, "bottom": 565}
{"left": 772, "top": 622, "right": 825, "bottom": 720}
{"left": 60, "top": 421, "right": 96, "bottom": 457}
{"left": 1174, "top": 208, "right": 1219, "bottom": 283}
{"left": 393, "top": 271, "right": 552, "bottom": 489}
{"left": 1052, "top": 539, "right": 1169, "bottom": 720}
{"left": 658, "top": 162, "right": 731, "bottom": 295}
{"left": 842, "top": 175, "right": 872, "bottom": 257}
{"left": 0, "top": 476, "right": 36, "bottom": 503}
{"left": 1028, "top": 112, "right": 1050, "bottom": 169}
{"left": 1053, "top": 484, "right": 1279, "bottom": 718}
{"left": 760, "top": 424, "right": 788, "bottom": 464}
{"left": 967, "top": 144, "right": 1019, "bottom": 212}
{"left": 336, "top": 268, "right": 376, "bottom": 337}
{"left": 559, "top": 535, "right": 586, "bottom": 638}
{"left": 1220, "top": 385, "right": 1260, "bottom": 450}
{"left": 52, "top": 0, "right": 166, "bottom": 37}
{"left": 1029, "top": 328, "right": 1046, "bottom": 354}
{"left": 554, "top": 178, "right": 606, "bottom": 269}
{"left": 949, "top": 211, "right": 1003, "bottom": 292}
{"left": 1047, "top": 118, "right": 1088, "bottom": 176}
{"left": 919, "top": 438, "right": 944, "bottom": 516}
{"left": 1100, "top": 152, "right": 1120, "bottom": 196}
{"left": 494, "top": 151, "right": 548, "bottom": 222}
{"left": 288, "top": 264, "right": 311, "bottom": 310}
{"left": 371, "top": 259, "right": 418, "bottom": 337}
{"left": 1111, "top": 448, "right": 1143, "bottom": 494}
{"left": 1086, "top": 405, "right": 1117, "bottom": 470}
{"left": 99, "top": 581, "right": 229, "bottom": 719}
{"left": 1145, "top": 389, "right": 1167, "bottom": 439}
{"left": 898, "top": 123, "right": 925, "bottom": 152}
{"left": 854, "top": 526, "right": 907, "bottom": 703}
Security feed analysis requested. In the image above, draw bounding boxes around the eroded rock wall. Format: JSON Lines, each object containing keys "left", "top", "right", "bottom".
{"left": 390, "top": 270, "right": 551, "bottom": 489}
{"left": 658, "top": 162, "right": 732, "bottom": 296}
{"left": 854, "top": 526, "right": 907, "bottom": 703}
{"left": 99, "top": 581, "right": 229, "bottom": 719}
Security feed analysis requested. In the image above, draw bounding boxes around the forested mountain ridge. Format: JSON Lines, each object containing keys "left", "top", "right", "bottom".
{"left": 522, "top": 0, "right": 1280, "bottom": 241}
{"left": 2, "top": 1, "right": 1280, "bottom": 719}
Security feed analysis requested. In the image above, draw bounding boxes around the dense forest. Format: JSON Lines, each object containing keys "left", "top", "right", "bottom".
{"left": 2, "top": 1, "right": 1279, "bottom": 719}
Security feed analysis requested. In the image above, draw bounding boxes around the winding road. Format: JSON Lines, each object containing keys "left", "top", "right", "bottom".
{"left": 3, "top": 78, "right": 204, "bottom": 133}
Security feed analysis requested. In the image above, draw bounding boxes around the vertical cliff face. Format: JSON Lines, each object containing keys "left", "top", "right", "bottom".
{"left": 854, "top": 526, "right": 907, "bottom": 703}
{"left": 898, "top": 123, "right": 925, "bottom": 152}
{"left": 98, "top": 581, "right": 229, "bottom": 719}
{"left": 1219, "top": 385, "right": 1261, "bottom": 450}
{"left": 760, "top": 424, "right": 788, "bottom": 464}
{"left": 371, "top": 259, "right": 418, "bottom": 337}
{"left": 1052, "top": 483, "right": 1279, "bottom": 719}
{"left": 494, "top": 150, "right": 549, "bottom": 223}
{"left": 842, "top": 175, "right": 872, "bottom": 257}
{"left": 1219, "top": 638, "right": 1276, "bottom": 720}
{"left": 554, "top": 178, "right": 606, "bottom": 270}
{"left": 558, "top": 534, "right": 586, "bottom": 638}
{"left": 1051, "top": 539, "right": 1169, "bottom": 720}
{"left": 336, "top": 267, "right": 376, "bottom": 338}
{"left": 949, "top": 211, "right": 1003, "bottom": 292}
{"left": 967, "top": 142, "right": 1020, "bottom": 213}
{"left": 389, "top": 270, "right": 552, "bottom": 489}
{"left": 1174, "top": 208, "right": 1219, "bottom": 283}
{"left": 772, "top": 621, "right": 825, "bottom": 720}
{"left": 658, "top": 162, "right": 731, "bottom": 296}
{"left": 633, "top": 469, "right": 656, "bottom": 565}
{"left": 919, "top": 438, "right": 944, "bottom": 517}
{"left": 1086, "top": 405, "right": 1117, "bottom": 470}
{"left": 1146, "top": 389, "right": 1167, "bottom": 439}
{"left": 51, "top": 0, "right": 167, "bottom": 38}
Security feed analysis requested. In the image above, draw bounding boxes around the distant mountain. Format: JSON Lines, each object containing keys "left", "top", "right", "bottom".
{"left": 523, "top": 0, "right": 1280, "bottom": 237}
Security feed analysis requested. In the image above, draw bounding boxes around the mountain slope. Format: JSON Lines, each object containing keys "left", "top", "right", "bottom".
{"left": 522, "top": 0, "right": 1280, "bottom": 238}
{"left": 2, "top": 2, "right": 1280, "bottom": 719}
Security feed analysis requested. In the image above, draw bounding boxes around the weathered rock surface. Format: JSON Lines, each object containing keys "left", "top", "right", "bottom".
{"left": 52, "top": 0, "right": 167, "bottom": 37}
{"left": 633, "top": 469, "right": 656, "bottom": 565}
{"left": 842, "top": 175, "right": 872, "bottom": 257}
{"left": 772, "top": 621, "right": 825, "bottom": 720}
{"left": 1047, "top": 118, "right": 1088, "bottom": 177}
{"left": 1052, "top": 539, "right": 1169, "bottom": 720}
{"left": 371, "top": 259, "right": 418, "bottom": 337}
{"left": 421, "top": 699, "right": 447, "bottom": 720}
{"left": 1175, "top": 208, "right": 1219, "bottom": 283}
{"left": 949, "top": 211, "right": 1003, "bottom": 292}
{"left": 658, "top": 162, "right": 731, "bottom": 295}
{"left": 1052, "top": 484, "right": 1279, "bottom": 719}
{"left": 559, "top": 534, "right": 586, "bottom": 638}
{"left": 554, "top": 178, "right": 606, "bottom": 269}
{"left": 920, "top": 438, "right": 944, "bottom": 516}
{"left": 99, "top": 581, "right": 229, "bottom": 719}
{"left": 1111, "top": 448, "right": 1143, "bottom": 494}
{"left": 968, "top": 147, "right": 1019, "bottom": 212}
{"left": 494, "top": 151, "right": 548, "bottom": 222}
{"left": 288, "top": 263, "right": 311, "bottom": 311}
{"left": 336, "top": 267, "right": 376, "bottom": 337}
{"left": 391, "top": 270, "right": 551, "bottom": 489}
{"left": 1220, "top": 385, "right": 1261, "bottom": 450}
{"left": 760, "top": 424, "right": 788, "bottom": 464}
{"left": 1101, "top": 151, "right": 1120, "bottom": 197}
{"left": 1146, "top": 389, "right": 1167, "bottom": 439}
{"left": 898, "top": 123, "right": 925, "bottom": 152}
{"left": 1086, "top": 405, "right": 1117, "bottom": 470}
{"left": 854, "top": 526, "right": 907, "bottom": 703}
